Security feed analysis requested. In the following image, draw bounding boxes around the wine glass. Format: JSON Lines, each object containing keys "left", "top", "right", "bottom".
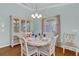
{"left": 43, "top": 34, "right": 46, "bottom": 37}
{"left": 38, "top": 33, "right": 40, "bottom": 36}
{"left": 35, "top": 35, "right": 37, "bottom": 38}
{"left": 38, "top": 33, "right": 41, "bottom": 39}
{"left": 32, "top": 33, "right": 34, "bottom": 36}
{"left": 32, "top": 33, "right": 34, "bottom": 38}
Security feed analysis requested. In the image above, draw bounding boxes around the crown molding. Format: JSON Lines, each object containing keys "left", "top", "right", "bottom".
{"left": 17, "top": 3, "right": 72, "bottom": 11}
{"left": 17, "top": 3, "right": 32, "bottom": 11}
{"left": 38, "top": 3, "right": 72, "bottom": 10}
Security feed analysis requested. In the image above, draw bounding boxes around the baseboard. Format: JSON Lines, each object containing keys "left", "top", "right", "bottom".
{"left": 0, "top": 44, "right": 10, "bottom": 48}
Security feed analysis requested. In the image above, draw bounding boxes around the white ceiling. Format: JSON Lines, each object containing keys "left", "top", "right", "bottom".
{"left": 17, "top": 3, "right": 71, "bottom": 11}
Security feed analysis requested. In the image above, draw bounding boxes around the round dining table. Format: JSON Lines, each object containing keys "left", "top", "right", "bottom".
{"left": 27, "top": 38, "right": 51, "bottom": 56}
{"left": 17, "top": 33, "right": 51, "bottom": 56}
{"left": 28, "top": 38, "right": 51, "bottom": 46}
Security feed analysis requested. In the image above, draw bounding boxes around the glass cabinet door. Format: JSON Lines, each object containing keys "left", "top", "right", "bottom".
{"left": 13, "top": 18, "right": 20, "bottom": 33}
{"left": 42, "top": 15, "right": 61, "bottom": 46}
{"left": 21, "top": 20, "right": 26, "bottom": 32}
{"left": 21, "top": 20, "right": 30, "bottom": 32}
{"left": 43, "top": 18, "right": 57, "bottom": 34}
{"left": 26, "top": 21, "right": 30, "bottom": 32}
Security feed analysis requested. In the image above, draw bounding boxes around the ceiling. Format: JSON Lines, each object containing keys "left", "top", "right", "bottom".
{"left": 17, "top": 3, "right": 71, "bottom": 11}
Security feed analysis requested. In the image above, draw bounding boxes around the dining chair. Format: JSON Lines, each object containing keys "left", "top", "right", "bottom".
{"left": 25, "top": 32, "right": 32, "bottom": 37}
{"left": 39, "top": 35, "right": 58, "bottom": 56}
{"left": 19, "top": 36, "right": 38, "bottom": 56}
{"left": 61, "top": 32, "right": 78, "bottom": 56}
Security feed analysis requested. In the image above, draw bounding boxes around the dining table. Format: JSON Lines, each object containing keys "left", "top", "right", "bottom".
{"left": 27, "top": 37, "right": 51, "bottom": 56}
{"left": 17, "top": 33, "right": 52, "bottom": 56}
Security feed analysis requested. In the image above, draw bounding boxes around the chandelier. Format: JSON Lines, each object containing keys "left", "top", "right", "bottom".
{"left": 31, "top": 5, "right": 42, "bottom": 19}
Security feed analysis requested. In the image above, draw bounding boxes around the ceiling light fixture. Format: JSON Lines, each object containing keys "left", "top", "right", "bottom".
{"left": 31, "top": 5, "right": 42, "bottom": 19}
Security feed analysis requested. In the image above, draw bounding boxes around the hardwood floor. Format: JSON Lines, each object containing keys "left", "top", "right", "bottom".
{"left": 0, "top": 45, "right": 21, "bottom": 56}
{"left": 0, "top": 45, "right": 78, "bottom": 56}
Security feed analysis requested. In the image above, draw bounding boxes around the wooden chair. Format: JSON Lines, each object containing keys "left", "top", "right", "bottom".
{"left": 61, "top": 32, "right": 78, "bottom": 56}
{"left": 25, "top": 32, "right": 32, "bottom": 37}
{"left": 19, "top": 37, "right": 38, "bottom": 56}
{"left": 39, "top": 35, "right": 58, "bottom": 56}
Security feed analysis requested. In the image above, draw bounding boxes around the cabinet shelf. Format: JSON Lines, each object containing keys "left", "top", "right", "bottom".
{"left": 10, "top": 16, "right": 30, "bottom": 47}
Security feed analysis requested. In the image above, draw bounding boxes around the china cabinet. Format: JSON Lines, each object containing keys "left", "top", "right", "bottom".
{"left": 42, "top": 15, "right": 61, "bottom": 46}
{"left": 10, "top": 15, "right": 30, "bottom": 47}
